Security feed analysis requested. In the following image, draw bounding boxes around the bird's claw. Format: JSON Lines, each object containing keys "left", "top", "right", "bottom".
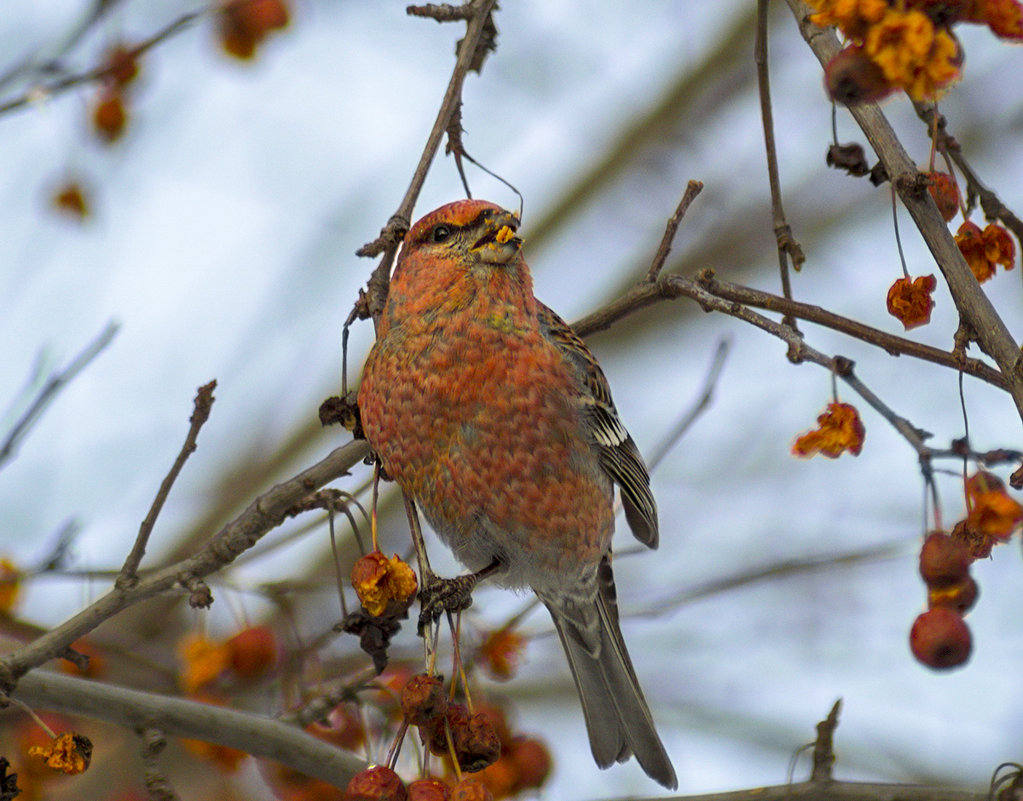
{"left": 417, "top": 573, "right": 478, "bottom": 633}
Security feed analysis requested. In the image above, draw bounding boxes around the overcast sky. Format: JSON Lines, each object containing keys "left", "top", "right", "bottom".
{"left": 2, "top": 2, "right": 1023, "bottom": 799}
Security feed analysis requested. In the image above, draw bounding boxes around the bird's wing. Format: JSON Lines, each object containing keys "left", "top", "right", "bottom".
{"left": 536, "top": 301, "right": 659, "bottom": 548}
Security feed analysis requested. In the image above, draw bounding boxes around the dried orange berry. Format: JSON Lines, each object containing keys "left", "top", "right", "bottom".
{"left": 420, "top": 703, "right": 468, "bottom": 758}
{"left": 956, "top": 220, "right": 996, "bottom": 282}
{"left": 982, "top": 223, "right": 1016, "bottom": 271}
{"left": 928, "top": 575, "right": 978, "bottom": 614}
{"left": 886, "top": 274, "right": 936, "bottom": 330}
{"left": 344, "top": 765, "right": 407, "bottom": 801}
{"left": 982, "top": 0, "right": 1023, "bottom": 39}
{"left": 926, "top": 171, "right": 959, "bottom": 221}
{"left": 400, "top": 674, "right": 447, "bottom": 725}
{"left": 792, "top": 402, "right": 865, "bottom": 459}
{"left": 28, "top": 732, "right": 93, "bottom": 775}
{"left": 218, "top": 0, "right": 290, "bottom": 61}
{"left": 0, "top": 557, "right": 22, "bottom": 614}
{"left": 910, "top": 607, "right": 971, "bottom": 669}
{"left": 454, "top": 713, "right": 501, "bottom": 773}
{"left": 965, "top": 470, "right": 1023, "bottom": 539}
{"left": 52, "top": 181, "right": 89, "bottom": 221}
{"left": 351, "top": 551, "right": 418, "bottom": 617}
{"left": 478, "top": 628, "right": 526, "bottom": 681}
{"left": 226, "top": 625, "right": 278, "bottom": 681}
{"left": 177, "top": 633, "right": 230, "bottom": 694}
{"left": 92, "top": 88, "right": 127, "bottom": 143}
{"left": 103, "top": 44, "right": 140, "bottom": 87}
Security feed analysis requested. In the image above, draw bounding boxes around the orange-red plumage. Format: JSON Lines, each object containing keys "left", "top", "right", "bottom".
{"left": 358, "top": 199, "right": 675, "bottom": 788}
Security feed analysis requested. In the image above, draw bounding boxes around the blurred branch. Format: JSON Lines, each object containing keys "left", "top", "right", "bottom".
{"left": 12, "top": 671, "right": 363, "bottom": 788}
{"left": 0, "top": 320, "right": 119, "bottom": 473}
{"left": 526, "top": 6, "right": 757, "bottom": 251}
{"left": 634, "top": 540, "right": 905, "bottom": 617}
{"left": 646, "top": 337, "right": 729, "bottom": 472}
{"left": 784, "top": 0, "right": 1023, "bottom": 424}
{"left": 0, "top": 438, "right": 370, "bottom": 690}
{"left": 0, "top": 10, "right": 204, "bottom": 117}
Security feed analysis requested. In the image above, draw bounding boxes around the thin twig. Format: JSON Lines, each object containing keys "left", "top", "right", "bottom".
{"left": 0, "top": 321, "right": 119, "bottom": 472}
{"left": 116, "top": 381, "right": 217, "bottom": 590}
{"left": 645, "top": 180, "right": 704, "bottom": 282}
{"left": 359, "top": 0, "right": 500, "bottom": 322}
{"left": 755, "top": 0, "right": 805, "bottom": 313}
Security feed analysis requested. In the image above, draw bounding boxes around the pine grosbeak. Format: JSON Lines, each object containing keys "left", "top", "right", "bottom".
{"left": 358, "top": 199, "right": 676, "bottom": 788}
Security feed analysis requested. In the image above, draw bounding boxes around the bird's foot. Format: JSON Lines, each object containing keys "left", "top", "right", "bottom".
{"left": 417, "top": 560, "right": 500, "bottom": 633}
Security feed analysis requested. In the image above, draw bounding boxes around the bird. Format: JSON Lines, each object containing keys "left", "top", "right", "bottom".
{"left": 357, "top": 198, "right": 677, "bottom": 789}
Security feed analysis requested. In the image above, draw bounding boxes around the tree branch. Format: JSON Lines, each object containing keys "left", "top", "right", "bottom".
{"left": 0, "top": 438, "right": 370, "bottom": 691}
{"left": 784, "top": 0, "right": 1023, "bottom": 423}
{"left": 11, "top": 671, "right": 364, "bottom": 788}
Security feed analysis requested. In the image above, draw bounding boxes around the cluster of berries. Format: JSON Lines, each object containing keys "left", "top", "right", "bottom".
{"left": 342, "top": 674, "right": 550, "bottom": 800}
{"left": 910, "top": 531, "right": 976, "bottom": 668}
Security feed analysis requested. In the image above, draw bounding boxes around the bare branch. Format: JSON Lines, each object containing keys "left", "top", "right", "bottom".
{"left": 0, "top": 438, "right": 370, "bottom": 690}
{"left": 13, "top": 672, "right": 364, "bottom": 789}
{"left": 645, "top": 180, "right": 704, "bottom": 282}
{"left": 117, "top": 381, "right": 218, "bottom": 590}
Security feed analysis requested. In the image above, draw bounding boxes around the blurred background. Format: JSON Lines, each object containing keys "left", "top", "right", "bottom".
{"left": 1, "top": 1, "right": 1023, "bottom": 799}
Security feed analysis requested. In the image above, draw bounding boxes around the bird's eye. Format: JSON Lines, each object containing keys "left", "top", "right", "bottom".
{"left": 431, "top": 225, "right": 452, "bottom": 243}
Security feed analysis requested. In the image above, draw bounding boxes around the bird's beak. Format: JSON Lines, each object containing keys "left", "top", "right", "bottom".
{"left": 471, "top": 212, "right": 522, "bottom": 265}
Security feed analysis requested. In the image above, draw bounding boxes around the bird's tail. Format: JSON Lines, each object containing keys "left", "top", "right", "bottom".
{"left": 539, "top": 558, "right": 677, "bottom": 789}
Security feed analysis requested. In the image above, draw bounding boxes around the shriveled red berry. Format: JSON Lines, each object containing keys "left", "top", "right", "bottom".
{"left": 454, "top": 713, "right": 501, "bottom": 773}
{"left": 919, "top": 531, "right": 972, "bottom": 587}
{"left": 420, "top": 703, "right": 468, "bottom": 758}
{"left": 910, "top": 607, "right": 972, "bottom": 669}
{"left": 450, "top": 778, "right": 493, "bottom": 801}
{"left": 928, "top": 575, "right": 979, "bottom": 615}
{"left": 407, "top": 778, "right": 451, "bottom": 801}
{"left": 401, "top": 674, "right": 447, "bottom": 726}
{"left": 345, "top": 765, "right": 407, "bottom": 801}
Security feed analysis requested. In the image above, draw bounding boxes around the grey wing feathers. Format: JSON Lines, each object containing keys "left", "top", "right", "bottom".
{"left": 536, "top": 302, "right": 659, "bottom": 549}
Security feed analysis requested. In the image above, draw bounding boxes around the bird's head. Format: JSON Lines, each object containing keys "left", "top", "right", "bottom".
{"left": 400, "top": 199, "right": 523, "bottom": 268}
